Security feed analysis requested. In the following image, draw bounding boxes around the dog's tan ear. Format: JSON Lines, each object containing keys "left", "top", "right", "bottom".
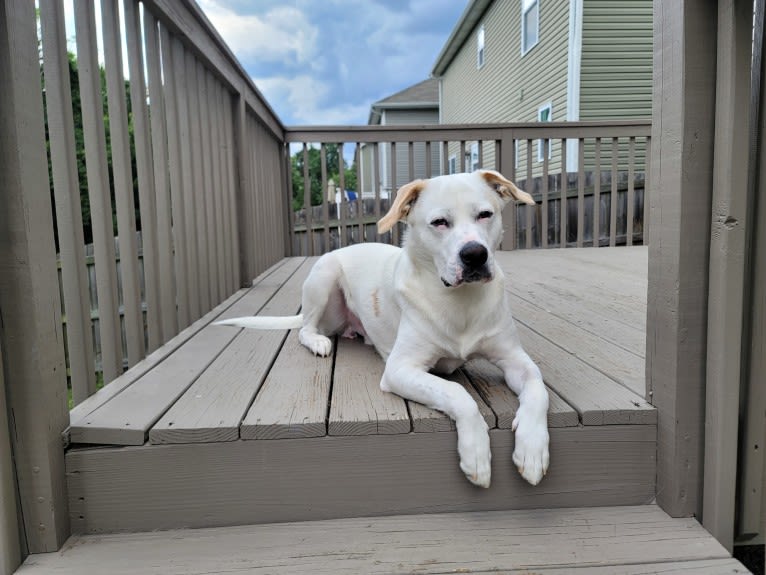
{"left": 479, "top": 169, "right": 535, "bottom": 205}
{"left": 378, "top": 179, "right": 425, "bottom": 233}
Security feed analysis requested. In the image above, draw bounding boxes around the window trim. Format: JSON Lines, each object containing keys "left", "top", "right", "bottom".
{"left": 477, "top": 24, "right": 485, "bottom": 69}
{"left": 521, "top": 0, "right": 540, "bottom": 56}
{"left": 537, "top": 102, "right": 553, "bottom": 163}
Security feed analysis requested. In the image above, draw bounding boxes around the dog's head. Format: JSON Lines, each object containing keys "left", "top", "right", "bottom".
{"left": 378, "top": 169, "right": 535, "bottom": 288}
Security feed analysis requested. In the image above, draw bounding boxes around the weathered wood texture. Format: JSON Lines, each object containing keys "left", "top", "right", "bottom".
{"left": 0, "top": 345, "right": 22, "bottom": 575}
{"left": 69, "top": 258, "right": 307, "bottom": 446}
{"left": 21, "top": 506, "right": 744, "bottom": 575}
{"left": 149, "top": 259, "right": 313, "bottom": 444}
{"left": 704, "top": 0, "right": 753, "bottom": 552}
{"left": 66, "top": 426, "right": 656, "bottom": 534}
{"left": 739, "top": 0, "right": 766, "bottom": 542}
{"left": 0, "top": 0, "right": 70, "bottom": 553}
{"left": 69, "top": 249, "right": 653, "bottom": 449}
{"left": 648, "top": 0, "right": 717, "bottom": 519}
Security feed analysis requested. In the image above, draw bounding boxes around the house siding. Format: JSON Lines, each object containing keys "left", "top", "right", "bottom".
{"left": 579, "top": 0, "right": 652, "bottom": 120}
{"left": 440, "top": 0, "right": 570, "bottom": 177}
{"left": 383, "top": 109, "right": 441, "bottom": 193}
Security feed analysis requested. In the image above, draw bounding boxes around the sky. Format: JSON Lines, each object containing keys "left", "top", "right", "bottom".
{"left": 196, "top": 0, "right": 471, "bottom": 126}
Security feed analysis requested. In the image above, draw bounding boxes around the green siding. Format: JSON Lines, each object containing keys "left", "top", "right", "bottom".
{"left": 440, "top": 0, "right": 570, "bottom": 176}
{"left": 580, "top": 0, "right": 652, "bottom": 120}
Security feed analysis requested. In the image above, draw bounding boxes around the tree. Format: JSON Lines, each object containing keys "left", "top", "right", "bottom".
{"left": 291, "top": 144, "right": 356, "bottom": 211}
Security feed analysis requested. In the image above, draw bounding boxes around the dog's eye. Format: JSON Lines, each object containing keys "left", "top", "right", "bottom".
{"left": 478, "top": 211, "right": 494, "bottom": 220}
{"left": 430, "top": 218, "right": 450, "bottom": 228}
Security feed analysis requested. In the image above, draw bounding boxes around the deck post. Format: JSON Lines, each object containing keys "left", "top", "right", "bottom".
{"left": 647, "top": 0, "right": 717, "bottom": 519}
{"left": 703, "top": 0, "right": 753, "bottom": 551}
{"left": 0, "top": 0, "right": 71, "bottom": 553}
{"left": 0, "top": 344, "right": 22, "bottom": 575}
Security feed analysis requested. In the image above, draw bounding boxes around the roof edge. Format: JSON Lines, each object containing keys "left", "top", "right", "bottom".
{"left": 431, "top": 0, "right": 494, "bottom": 77}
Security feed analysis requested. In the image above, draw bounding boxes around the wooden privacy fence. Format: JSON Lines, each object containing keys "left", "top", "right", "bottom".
{"left": 33, "top": 0, "right": 288, "bottom": 407}
{"left": 284, "top": 122, "right": 651, "bottom": 256}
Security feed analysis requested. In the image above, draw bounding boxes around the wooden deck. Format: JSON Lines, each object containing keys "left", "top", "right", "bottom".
{"left": 20, "top": 505, "right": 747, "bottom": 574}
{"left": 63, "top": 246, "right": 658, "bottom": 534}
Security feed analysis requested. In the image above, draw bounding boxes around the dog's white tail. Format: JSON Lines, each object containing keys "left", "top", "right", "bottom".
{"left": 213, "top": 315, "right": 304, "bottom": 330}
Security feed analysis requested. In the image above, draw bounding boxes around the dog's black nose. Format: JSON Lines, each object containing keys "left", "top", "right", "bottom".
{"left": 459, "top": 242, "right": 488, "bottom": 268}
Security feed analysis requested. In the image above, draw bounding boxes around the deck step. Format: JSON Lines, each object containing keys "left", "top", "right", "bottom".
{"left": 20, "top": 505, "right": 749, "bottom": 574}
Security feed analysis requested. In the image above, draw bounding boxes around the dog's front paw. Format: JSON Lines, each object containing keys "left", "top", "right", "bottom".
{"left": 512, "top": 408, "right": 550, "bottom": 486}
{"left": 299, "top": 330, "right": 333, "bottom": 357}
{"left": 457, "top": 417, "right": 492, "bottom": 488}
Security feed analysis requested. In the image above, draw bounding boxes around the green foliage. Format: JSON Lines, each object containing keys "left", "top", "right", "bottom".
{"left": 43, "top": 49, "right": 137, "bottom": 246}
{"left": 291, "top": 144, "right": 357, "bottom": 211}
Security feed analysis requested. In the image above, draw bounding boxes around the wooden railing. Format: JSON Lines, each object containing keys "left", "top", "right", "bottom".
{"left": 35, "top": 0, "right": 289, "bottom": 407}
{"left": 284, "top": 122, "right": 651, "bottom": 256}
{"left": 1, "top": 0, "right": 288, "bottom": 555}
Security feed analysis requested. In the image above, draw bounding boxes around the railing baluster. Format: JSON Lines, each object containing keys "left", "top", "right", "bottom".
{"left": 74, "top": 0, "right": 122, "bottom": 384}
{"left": 627, "top": 137, "right": 636, "bottom": 246}
{"left": 441, "top": 141, "right": 449, "bottom": 175}
{"left": 302, "top": 143, "right": 312, "bottom": 256}
{"left": 526, "top": 139, "right": 533, "bottom": 249}
{"left": 594, "top": 137, "right": 602, "bottom": 247}
{"left": 210, "top": 77, "right": 226, "bottom": 301}
{"left": 560, "top": 137, "right": 568, "bottom": 248}
{"left": 320, "top": 144, "right": 329, "bottom": 253}
{"left": 364, "top": 142, "right": 372, "bottom": 242}
{"left": 610, "top": 137, "right": 618, "bottom": 247}
{"left": 144, "top": 10, "right": 177, "bottom": 338}
{"left": 178, "top": 50, "right": 203, "bottom": 321}
{"left": 477, "top": 140, "right": 484, "bottom": 169}
{"left": 355, "top": 142, "right": 364, "bottom": 243}
{"left": 391, "top": 141, "right": 399, "bottom": 246}
{"left": 373, "top": 142, "right": 381, "bottom": 242}
{"left": 102, "top": 0, "right": 145, "bottom": 365}
{"left": 541, "top": 139, "right": 549, "bottom": 248}
{"left": 124, "top": 0, "right": 161, "bottom": 350}
{"left": 425, "top": 141, "right": 433, "bottom": 176}
{"left": 577, "top": 138, "right": 585, "bottom": 248}
{"left": 338, "top": 142, "right": 347, "bottom": 248}
{"left": 198, "top": 65, "right": 217, "bottom": 305}
{"left": 223, "top": 92, "right": 240, "bottom": 288}
{"left": 459, "top": 140, "right": 466, "bottom": 172}
{"left": 40, "top": 0, "right": 96, "bottom": 401}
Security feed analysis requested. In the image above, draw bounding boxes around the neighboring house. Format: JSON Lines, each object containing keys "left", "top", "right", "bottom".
{"left": 431, "top": 0, "right": 652, "bottom": 173}
{"left": 360, "top": 78, "right": 441, "bottom": 198}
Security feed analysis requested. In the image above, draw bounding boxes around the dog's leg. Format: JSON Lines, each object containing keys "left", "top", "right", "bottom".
{"left": 381, "top": 360, "right": 491, "bottom": 488}
{"left": 493, "top": 349, "right": 549, "bottom": 486}
{"left": 298, "top": 255, "right": 346, "bottom": 357}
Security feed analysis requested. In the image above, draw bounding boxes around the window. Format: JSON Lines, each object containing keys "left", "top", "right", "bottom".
{"left": 477, "top": 24, "right": 485, "bottom": 68}
{"left": 448, "top": 155, "right": 457, "bottom": 174}
{"left": 537, "top": 103, "right": 552, "bottom": 162}
{"left": 521, "top": 0, "right": 539, "bottom": 55}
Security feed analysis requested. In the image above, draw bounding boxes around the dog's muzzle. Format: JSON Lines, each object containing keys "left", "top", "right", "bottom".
{"left": 442, "top": 242, "right": 493, "bottom": 287}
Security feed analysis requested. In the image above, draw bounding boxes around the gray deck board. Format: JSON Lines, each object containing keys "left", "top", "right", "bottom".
{"left": 518, "top": 323, "right": 655, "bottom": 425}
{"left": 463, "top": 358, "right": 579, "bottom": 428}
{"left": 149, "top": 258, "right": 315, "bottom": 444}
{"left": 66, "top": 425, "right": 655, "bottom": 533}
{"left": 239, "top": 329, "right": 333, "bottom": 439}
{"left": 409, "top": 369, "right": 497, "bottom": 432}
{"left": 328, "top": 338, "right": 410, "bottom": 436}
{"left": 69, "top": 258, "right": 306, "bottom": 445}
{"left": 71, "top": 247, "right": 655, "bottom": 447}
{"left": 21, "top": 505, "right": 746, "bottom": 575}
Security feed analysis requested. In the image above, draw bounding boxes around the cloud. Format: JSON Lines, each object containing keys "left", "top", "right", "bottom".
{"left": 198, "top": 0, "right": 318, "bottom": 66}
{"left": 255, "top": 75, "right": 371, "bottom": 125}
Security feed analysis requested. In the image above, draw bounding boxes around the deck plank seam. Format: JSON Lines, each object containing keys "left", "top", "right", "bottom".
{"left": 66, "top": 257, "right": 299, "bottom": 435}
{"left": 507, "top": 287, "right": 645, "bottom": 359}
{"left": 513, "top": 312, "right": 653, "bottom": 412}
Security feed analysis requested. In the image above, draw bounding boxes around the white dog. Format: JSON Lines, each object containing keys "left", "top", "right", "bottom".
{"left": 217, "top": 169, "right": 549, "bottom": 487}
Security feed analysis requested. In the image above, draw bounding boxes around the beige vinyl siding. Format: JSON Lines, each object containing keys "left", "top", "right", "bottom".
{"left": 379, "top": 108, "right": 440, "bottom": 194}
{"left": 440, "top": 0, "right": 570, "bottom": 177}
{"left": 579, "top": 0, "right": 652, "bottom": 120}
